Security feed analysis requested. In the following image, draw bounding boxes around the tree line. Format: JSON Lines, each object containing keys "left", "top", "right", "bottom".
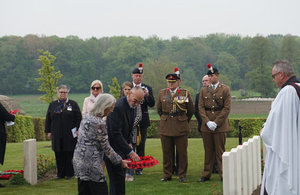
{"left": 0, "top": 34, "right": 299, "bottom": 98}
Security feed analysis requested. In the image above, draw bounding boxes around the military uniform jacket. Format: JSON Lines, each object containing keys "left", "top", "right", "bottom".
{"left": 157, "top": 88, "right": 194, "bottom": 136}
{"left": 198, "top": 83, "right": 231, "bottom": 133}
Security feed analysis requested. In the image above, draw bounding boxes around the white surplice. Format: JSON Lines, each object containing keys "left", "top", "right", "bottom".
{"left": 261, "top": 85, "right": 300, "bottom": 195}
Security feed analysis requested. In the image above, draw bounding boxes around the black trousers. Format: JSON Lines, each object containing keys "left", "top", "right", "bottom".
{"left": 54, "top": 151, "right": 74, "bottom": 178}
{"left": 78, "top": 178, "right": 108, "bottom": 195}
{"left": 104, "top": 157, "right": 125, "bottom": 195}
{"left": 136, "top": 127, "right": 147, "bottom": 157}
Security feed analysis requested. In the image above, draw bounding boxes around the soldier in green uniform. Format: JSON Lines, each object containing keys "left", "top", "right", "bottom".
{"left": 157, "top": 68, "right": 194, "bottom": 183}
{"left": 197, "top": 65, "right": 231, "bottom": 182}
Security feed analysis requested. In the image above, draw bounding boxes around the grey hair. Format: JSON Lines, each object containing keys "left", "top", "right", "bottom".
{"left": 273, "top": 60, "right": 295, "bottom": 77}
{"left": 90, "top": 93, "right": 116, "bottom": 117}
{"left": 58, "top": 85, "right": 70, "bottom": 92}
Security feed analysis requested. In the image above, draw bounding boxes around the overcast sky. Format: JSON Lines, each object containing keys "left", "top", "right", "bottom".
{"left": 1, "top": 0, "right": 300, "bottom": 40}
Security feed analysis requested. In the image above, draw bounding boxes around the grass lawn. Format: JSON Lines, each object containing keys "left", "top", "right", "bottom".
{"left": 0, "top": 138, "right": 246, "bottom": 195}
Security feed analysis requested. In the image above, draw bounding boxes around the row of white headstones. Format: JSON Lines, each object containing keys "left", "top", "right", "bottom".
{"left": 222, "top": 135, "right": 262, "bottom": 195}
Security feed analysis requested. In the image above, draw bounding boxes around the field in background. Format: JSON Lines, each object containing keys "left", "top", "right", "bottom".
{"left": 9, "top": 92, "right": 270, "bottom": 119}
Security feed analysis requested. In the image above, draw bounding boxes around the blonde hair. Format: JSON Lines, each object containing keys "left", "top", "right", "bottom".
{"left": 90, "top": 93, "right": 116, "bottom": 117}
{"left": 90, "top": 80, "right": 103, "bottom": 93}
{"left": 120, "top": 81, "right": 133, "bottom": 97}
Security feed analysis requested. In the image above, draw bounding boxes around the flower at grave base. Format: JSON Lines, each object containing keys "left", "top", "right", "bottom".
{"left": 0, "top": 170, "right": 24, "bottom": 179}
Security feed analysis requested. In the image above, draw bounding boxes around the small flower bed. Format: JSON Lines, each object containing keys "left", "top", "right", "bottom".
{"left": 0, "top": 170, "right": 24, "bottom": 179}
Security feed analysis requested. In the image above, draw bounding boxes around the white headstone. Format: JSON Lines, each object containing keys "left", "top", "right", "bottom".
{"left": 23, "top": 139, "right": 37, "bottom": 185}
{"left": 249, "top": 138, "right": 257, "bottom": 189}
{"left": 222, "top": 152, "right": 231, "bottom": 195}
{"left": 253, "top": 136, "right": 262, "bottom": 185}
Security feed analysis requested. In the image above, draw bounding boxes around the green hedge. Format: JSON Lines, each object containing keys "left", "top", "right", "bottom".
{"left": 6, "top": 117, "right": 266, "bottom": 143}
{"left": 6, "top": 115, "right": 35, "bottom": 142}
{"left": 32, "top": 117, "right": 47, "bottom": 141}
{"left": 147, "top": 119, "right": 266, "bottom": 138}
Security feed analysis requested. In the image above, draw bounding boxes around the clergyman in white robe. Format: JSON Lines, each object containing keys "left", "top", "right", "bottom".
{"left": 260, "top": 85, "right": 300, "bottom": 195}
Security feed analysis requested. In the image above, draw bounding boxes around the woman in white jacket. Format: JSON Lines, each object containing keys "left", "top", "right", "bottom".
{"left": 82, "top": 80, "right": 103, "bottom": 118}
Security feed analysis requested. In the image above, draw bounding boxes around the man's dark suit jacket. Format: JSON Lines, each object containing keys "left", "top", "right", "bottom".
{"left": 194, "top": 92, "right": 202, "bottom": 132}
{"left": 106, "top": 96, "right": 133, "bottom": 159}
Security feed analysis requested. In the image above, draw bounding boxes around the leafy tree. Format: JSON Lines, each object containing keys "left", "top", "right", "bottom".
{"left": 247, "top": 36, "right": 274, "bottom": 96}
{"left": 279, "top": 35, "right": 300, "bottom": 74}
{"left": 215, "top": 52, "right": 241, "bottom": 90}
{"left": 35, "top": 50, "right": 63, "bottom": 103}
{"left": 108, "top": 77, "right": 121, "bottom": 99}
{"left": 142, "top": 57, "right": 176, "bottom": 98}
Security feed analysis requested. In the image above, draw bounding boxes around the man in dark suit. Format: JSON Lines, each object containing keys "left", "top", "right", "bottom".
{"left": 105, "top": 87, "right": 143, "bottom": 195}
{"left": 195, "top": 75, "right": 210, "bottom": 132}
{"left": 0, "top": 102, "right": 16, "bottom": 187}
{"left": 131, "top": 63, "right": 155, "bottom": 175}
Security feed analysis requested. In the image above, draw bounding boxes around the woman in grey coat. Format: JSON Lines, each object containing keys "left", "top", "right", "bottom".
{"left": 73, "top": 93, "right": 129, "bottom": 195}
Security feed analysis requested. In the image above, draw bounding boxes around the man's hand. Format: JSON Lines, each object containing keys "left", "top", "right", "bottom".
{"left": 206, "top": 121, "right": 217, "bottom": 131}
{"left": 47, "top": 133, "right": 52, "bottom": 139}
{"left": 129, "top": 152, "right": 140, "bottom": 162}
{"left": 129, "top": 143, "right": 133, "bottom": 149}
{"left": 121, "top": 160, "right": 131, "bottom": 168}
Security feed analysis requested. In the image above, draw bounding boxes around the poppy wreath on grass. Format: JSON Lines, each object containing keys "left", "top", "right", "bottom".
{"left": 126, "top": 155, "right": 158, "bottom": 170}
{"left": 0, "top": 170, "right": 24, "bottom": 179}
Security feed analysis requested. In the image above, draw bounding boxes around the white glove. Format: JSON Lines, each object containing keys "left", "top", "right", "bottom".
{"left": 206, "top": 121, "right": 217, "bottom": 131}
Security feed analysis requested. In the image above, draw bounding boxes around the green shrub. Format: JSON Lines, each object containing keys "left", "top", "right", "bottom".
{"left": 9, "top": 174, "right": 29, "bottom": 185}
{"left": 229, "top": 118, "right": 266, "bottom": 137}
{"left": 32, "top": 117, "right": 47, "bottom": 141}
{"left": 148, "top": 119, "right": 266, "bottom": 138}
{"left": 147, "top": 120, "right": 160, "bottom": 138}
{"left": 6, "top": 115, "right": 35, "bottom": 142}
{"left": 37, "top": 154, "right": 56, "bottom": 179}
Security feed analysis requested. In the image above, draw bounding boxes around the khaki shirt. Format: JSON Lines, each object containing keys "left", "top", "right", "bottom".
{"left": 157, "top": 88, "right": 194, "bottom": 136}
{"left": 198, "top": 83, "right": 231, "bottom": 133}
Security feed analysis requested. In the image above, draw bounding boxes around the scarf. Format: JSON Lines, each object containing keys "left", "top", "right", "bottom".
{"left": 132, "top": 105, "right": 142, "bottom": 144}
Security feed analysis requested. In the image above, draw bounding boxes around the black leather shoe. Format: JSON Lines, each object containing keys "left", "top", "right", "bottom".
{"left": 179, "top": 177, "right": 186, "bottom": 182}
{"left": 197, "top": 177, "right": 210, "bottom": 182}
{"left": 161, "top": 177, "right": 172, "bottom": 182}
{"left": 0, "top": 183, "right": 5, "bottom": 188}
{"left": 66, "top": 176, "right": 73, "bottom": 180}
{"left": 55, "top": 176, "right": 64, "bottom": 180}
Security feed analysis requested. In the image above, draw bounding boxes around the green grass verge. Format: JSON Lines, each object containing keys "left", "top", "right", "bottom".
{"left": 0, "top": 138, "right": 246, "bottom": 194}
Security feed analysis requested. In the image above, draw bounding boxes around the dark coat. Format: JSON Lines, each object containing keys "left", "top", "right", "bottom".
{"left": 45, "top": 99, "right": 82, "bottom": 152}
{"left": 194, "top": 92, "right": 202, "bottom": 132}
{"left": 106, "top": 97, "right": 133, "bottom": 159}
{"left": 0, "top": 102, "right": 15, "bottom": 165}
{"left": 137, "top": 83, "right": 155, "bottom": 129}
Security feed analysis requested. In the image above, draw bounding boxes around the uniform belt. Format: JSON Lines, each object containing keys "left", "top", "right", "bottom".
{"left": 204, "top": 107, "right": 223, "bottom": 111}
{"left": 162, "top": 112, "right": 185, "bottom": 117}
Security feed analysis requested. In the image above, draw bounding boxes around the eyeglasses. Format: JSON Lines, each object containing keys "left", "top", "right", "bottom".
{"left": 59, "top": 91, "right": 68, "bottom": 94}
{"left": 133, "top": 98, "right": 143, "bottom": 105}
{"left": 91, "top": 87, "right": 101, "bottom": 90}
{"left": 202, "top": 80, "right": 209, "bottom": 82}
{"left": 272, "top": 72, "right": 281, "bottom": 79}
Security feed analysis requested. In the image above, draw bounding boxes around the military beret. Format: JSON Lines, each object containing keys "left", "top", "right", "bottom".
{"left": 132, "top": 63, "right": 144, "bottom": 74}
{"left": 207, "top": 64, "right": 219, "bottom": 75}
